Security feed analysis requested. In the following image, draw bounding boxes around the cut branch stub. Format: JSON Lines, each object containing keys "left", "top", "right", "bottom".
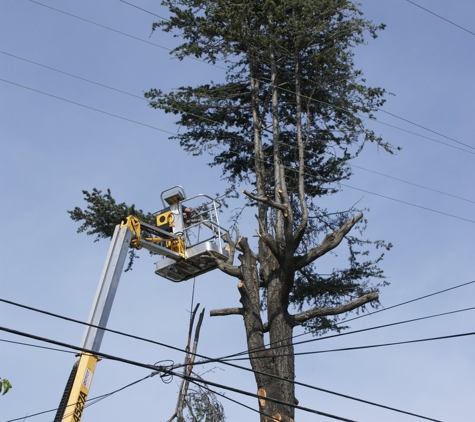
{"left": 258, "top": 388, "right": 267, "bottom": 407}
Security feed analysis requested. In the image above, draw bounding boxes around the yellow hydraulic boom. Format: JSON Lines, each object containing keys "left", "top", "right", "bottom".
{"left": 54, "top": 186, "right": 229, "bottom": 421}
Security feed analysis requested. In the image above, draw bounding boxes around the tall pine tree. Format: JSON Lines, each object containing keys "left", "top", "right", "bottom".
{"left": 70, "top": 1, "right": 393, "bottom": 420}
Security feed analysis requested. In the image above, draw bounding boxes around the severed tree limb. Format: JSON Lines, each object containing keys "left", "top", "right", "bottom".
{"left": 214, "top": 258, "right": 242, "bottom": 278}
{"left": 256, "top": 231, "right": 281, "bottom": 262}
{"left": 210, "top": 307, "right": 244, "bottom": 317}
{"left": 255, "top": 214, "right": 282, "bottom": 261}
{"left": 294, "top": 213, "right": 363, "bottom": 270}
{"left": 290, "top": 291, "right": 379, "bottom": 327}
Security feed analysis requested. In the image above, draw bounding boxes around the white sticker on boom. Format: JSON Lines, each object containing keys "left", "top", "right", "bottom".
{"left": 82, "top": 368, "right": 93, "bottom": 390}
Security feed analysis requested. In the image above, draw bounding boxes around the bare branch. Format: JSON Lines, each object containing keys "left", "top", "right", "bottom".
{"left": 167, "top": 304, "right": 202, "bottom": 422}
{"left": 255, "top": 227, "right": 281, "bottom": 262}
{"left": 214, "top": 258, "right": 242, "bottom": 278}
{"left": 210, "top": 307, "right": 244, "bottom": 317}
{"left": 295, "top": 213, "right": 363, "bottom": 269}
{"left": 291, "top": 291, "right": 379, "bottom": 327}
{"left": 242, "top": 189, "right": 288, "bottom": 216}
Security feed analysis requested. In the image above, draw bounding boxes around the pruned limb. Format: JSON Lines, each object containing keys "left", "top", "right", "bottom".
{"left": 210, "top": 307, "right": 244, "bottom": 317}
{"left": 243, "top": 189, "right": 288, "bottom": 216}
{"left": 237, "top": 236, "right": 257, "bottom": 259}
{"left": 214, "top": 258, "right": 242, "bottom": 278}
{"left": 255, "top": 214, "right": 282, "bottom": 260}
{"left": 202, "top": 249, "right": 241, "bottom": 278}
{"left": 291, "top": 291, "right": 379, "bottom": 327}
{"left": 295, "top": 213, "right": 363, "bottom": 269}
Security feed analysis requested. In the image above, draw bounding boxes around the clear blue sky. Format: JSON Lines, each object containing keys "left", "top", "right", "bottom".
{"left": 1, "top": 1, "right": 474, "bottom": 421}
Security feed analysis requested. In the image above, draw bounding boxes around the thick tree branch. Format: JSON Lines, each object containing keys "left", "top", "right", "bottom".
{"left": 242, "top": 189, "right": 288, "bottom": 216}
{"left": 210, "top": 307, "right": 244, "bottom": 317}
{"left": 214, "top": 258, "right": 242, "bottom": 278}
{"left": 255, "top": 228, "right": 281, "bottom": 263}
{"left": 291, "top": 291, "right": 379, "bottom": 327}
{"left": 295, "top": 213, "right": 363, "bottom": 270}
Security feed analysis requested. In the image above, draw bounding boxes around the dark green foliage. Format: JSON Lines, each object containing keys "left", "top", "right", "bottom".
{"left": 0, "top": 378, "right": 12, "bottom": 395}
{"left": 147, "top": 0, "right": 392, "bottom": 196}
{"left": 68, "top": 189, "right": 155, "bottom": 270}
{"left": 68, "top": 188, "right": 154, "bottom": 241}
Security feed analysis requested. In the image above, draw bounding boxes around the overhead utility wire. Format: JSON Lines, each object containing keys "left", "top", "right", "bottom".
{"left": 171, "top": 369, "right": 445, "bottom": 422}
{"left": 291, "top": 331, "right": 475, "bottom": 358}
{"left": 25, "top": 0, "right": 227, "bottom": 71}
{"left": 352, "top": 165, "right": 475, "bottom": 204}
{"left": 3, "top": 374, "right": 155, "bottom": 422}
{"left": 206, "top": 280, "right": 475, "bottom": 362}
{"left": 1, "top": 54, "right": 473, "bottom": 224}
{"left": 327, "top": 279, "right": 475, "bottom": 327}
{"left": 379, "top": 109, "right": 475, "bottom": 152}
{"left": 340, "top": 183, "right": 475, "bottom": 224}
{"left": 0, "top": 78, "right": 175, "bottom": 136}
{"left": 0, "top": 325, "right": 361, "bottom": 422}
{"left": 26, "top": 0, "right": 474, "bottom": 154}
{"left": 117, "top": 0, "right": 475, "bottom": 152}
{"left": 4, "top": 293, "right": 474, "bottom": 367}
{"left": 3, "top": 52, "right": 475, "bottom": 219}
{"left": 2, "top": 76, "right": 473, "bottom": 226}
{"left": 0, "top": 295, "right": 207, "bottom": 364}
{"left": 4, "top": 49, "right": 474, "bottom": 207}
{"left": 61, "top": 373, "right": 156, "bottom": 422}
{"left": 0, "top": 338, "right": 76, "bottom": 355}
{"left": 0, "top": 301, "right": 444, "bottom": 421}
{"left": 118, "top": 0, "right": 169, "bottom": 21}
{"left": 405, "top": 0, "right": 475, "bottom": 37}
{"left": 180, "top": 369, "right": 444, "bottom": 422}
{"left": 0, "top": 50, "right": 235, "bottom": 130}
{"left": 0, "top": 324, "right": 167, "bottom": 374}
{"left": 215, "top": 306, "right": 475, "bottom": 363}
{"left": 221, "top": 329, "right": 475, "bottom": 361}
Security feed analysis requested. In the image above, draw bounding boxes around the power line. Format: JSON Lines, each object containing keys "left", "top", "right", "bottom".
{"left": 0, "top": 324, "right": 167, "bottom": 373}
{"left": 0, "top": 338, "right": 76, "bottom": 355}
{"left": 24, "top": 0, "right": 475, "bottom": 155}
{"left": 2, "top": 75, "right": 473, "bottom": 226}
{"left": 221, "top": 330, "right": 475, "bottom": 360}
{"left": 0, "top": 295, "right": 206, "bottom": 364}
{"left": 181, "top": 366, "right": 445, "bottom": 422}
{"left": 25, "top": 0, "right": 227, "bottom": 70}
{"left": 3, "top": 373, "right": 155, "bottom": 422}
{"left": 2, "top": 277, "right": 474, "bottom": 366}
{"left": 291, "top": 331, "right": 475, "bottom": 358}
{"left": 352, "top": 164, "right": 475, "bottom": 204}
{"left": 0, "top": 324, "right": 355, "bottom": 422}
{"left": 0, "top": 77, "right": 175, "bottom": 136}
{"left": 117, "top": 0, "right": 475, "bottom": 153}
{"left": 0, "top": 50, "right": 234, "bottom": 129}
{"left": 203, "top": 280, "right": 475, "bottom": 363}
{"left": 173, "top": 369, "right": 446, "bottom": 422}
{"left": 0, "top": 50, "right": 145, "bottom": 101}
{"left": 118, "top": 0, "right": 170, "bottom": 21}
{"left": 174, "top": 371, "right": 362, "bottom": 422}
{"left": 379, "top": 108, "right": 475, "bottom": 151}
{"left": 217, "top": 306, "right": 475, "bottom": 363}
{"left": 61, "top": 373, "right": 157, "bottom": 422}
{"left": 3, "top": 49, "right": 474, "bottom": 208}
{"left": 340, "top": 183, "right": 475, "bottom": 224}
{"left": 0, "top": 309, "right": 447, "bottom": 421}
{"left": 405, "top": 0, "right": 475, "bottom": 37}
